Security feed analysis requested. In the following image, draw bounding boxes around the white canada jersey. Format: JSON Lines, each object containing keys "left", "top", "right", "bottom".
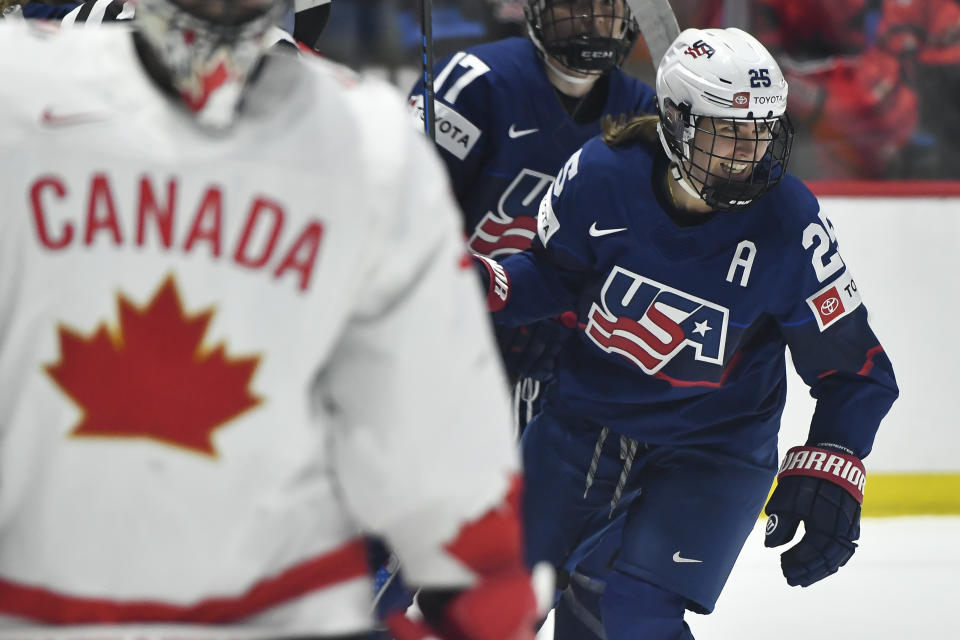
{"left": 0, "top": 22, "right": 517, "bottom": 639}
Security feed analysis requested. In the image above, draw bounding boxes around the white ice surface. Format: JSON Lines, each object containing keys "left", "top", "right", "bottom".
{"left": 537, "top": 516, "right": 960, "bottom": 639}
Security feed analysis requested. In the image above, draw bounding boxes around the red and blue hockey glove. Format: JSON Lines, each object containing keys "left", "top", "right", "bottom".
{"left": 473, "top": 254, "right": 577, "bottom": 383}
{"left": 385, "top": 477, "right": 553, "bottom": 640}
{"left": 764, "top": 445, "right": 864, "bottom": 587}
{"left": 472, "top": 254, "right": 510, "bottom": 312}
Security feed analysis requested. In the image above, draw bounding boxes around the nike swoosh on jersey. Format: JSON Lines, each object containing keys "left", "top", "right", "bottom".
{"left": 588, "top": 222, "right": 628, "bottom": 237}
{"left": 672, "top": 551, "right": 703, "bottom": 564}
{"left": 41, "top": 109, "right": 106, "bottom": 128}
{"left": 508, "top": 124, "right": 539, "bottom": 139}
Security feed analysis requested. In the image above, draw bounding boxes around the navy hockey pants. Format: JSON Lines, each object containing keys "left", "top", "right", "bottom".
{"left": 521, "top": 405, "right": 776, "bottom": 636}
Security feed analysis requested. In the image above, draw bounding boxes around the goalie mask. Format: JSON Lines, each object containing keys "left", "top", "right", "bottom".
{"left": 135, "top": 0, "right": 287, "bottom": 131}
{"left": 526, "top": 0, "right": 639, "bottom": 75}
{"left": 656, "top": 28, "right": 794, "bottom": 211}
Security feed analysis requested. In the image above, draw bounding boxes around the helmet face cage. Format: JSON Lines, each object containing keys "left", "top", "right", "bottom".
{"left": 661, "top": 99, "right": 795, "bottom": 211}
{"left": 526, "top": 0, "right": 639, "bottom": 74}
{"left": 137, "top": 0, "right": 284, "bottom": 130}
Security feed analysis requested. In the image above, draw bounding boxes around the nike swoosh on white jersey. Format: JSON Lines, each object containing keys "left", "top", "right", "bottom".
{"left": 40, "top": 109, "right": 106, "bottom": 128}
{"left": 508, "top": 124, "right": 538, "bottom": 138}
{"left": 588, "top": 222, "right": 627, "bottom": 237}
{"left": 672, "top": 551, "right": 703, "bottom": 564}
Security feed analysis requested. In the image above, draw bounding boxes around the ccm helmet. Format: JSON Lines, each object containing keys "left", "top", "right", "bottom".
{"left": 526, "top": 0, "right": 639, "bottom": 74}
{"left": 656, "top": 28, "right": 794, "bottom": 210}
{"left": 136, "top": 0, "right": 288, "bottom": 131}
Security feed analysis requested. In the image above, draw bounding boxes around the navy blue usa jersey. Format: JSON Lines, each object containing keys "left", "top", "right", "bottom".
{"left": 409, "top": 37, "right": 656, "bottom": 257}
{"left": 496, "top": 137, "right": 898, "bottom": 459}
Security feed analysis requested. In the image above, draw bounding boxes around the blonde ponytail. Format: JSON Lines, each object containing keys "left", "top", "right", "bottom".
{"left": 601, "top": 113, "right": 661, "bottom": 148}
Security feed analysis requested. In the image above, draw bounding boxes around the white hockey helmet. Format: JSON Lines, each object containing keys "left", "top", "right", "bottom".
{"left": 135, "top": 0, "right": 289, "bottom": 131}
{"left": 656, "top": 27, "right": 794, "bottom": 210}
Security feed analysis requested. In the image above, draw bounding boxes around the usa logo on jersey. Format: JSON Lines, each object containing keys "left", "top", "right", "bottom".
{"left": 468, "top": 169, "right": 553, "bottom": 258}
{"left": 586, "top": 267, "right": 729, "bottom": 374}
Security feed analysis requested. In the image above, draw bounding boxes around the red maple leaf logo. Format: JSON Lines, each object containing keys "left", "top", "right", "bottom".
{"left": 46, "top": 276, "right": 261, "bottom": 456}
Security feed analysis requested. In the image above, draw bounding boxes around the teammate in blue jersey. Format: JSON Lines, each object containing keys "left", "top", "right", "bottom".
{"left": 396, "top": 0, "right": 656, "bottom": 626}
{"left": 409, "top": 0, "right": 657, "bottom": 426}
{"left": 474, "top": 27, "right": 899, "bottom": 638}
{"left": 390, "top": 2, "right": 657, "bottom": 624}
{"left": 3, "top": 1, "right": 80, "bottom": 20}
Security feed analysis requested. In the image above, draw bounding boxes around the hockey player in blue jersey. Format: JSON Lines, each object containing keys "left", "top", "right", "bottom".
{"left": 473, "top": 27, "right": 899, "bottom": 638}
{"left": 409, "top": 0, "right": 657, "bottom": 425}
{"left": 374, "top": 0, "right": 658, "bottom": 623}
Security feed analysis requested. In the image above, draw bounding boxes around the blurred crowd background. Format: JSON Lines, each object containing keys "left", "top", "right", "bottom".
{"left": 317, "top": 0, "right": 960, "bottom": 181}
{"left": 5, "top": 0, "right": 959, "bottom": 180}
